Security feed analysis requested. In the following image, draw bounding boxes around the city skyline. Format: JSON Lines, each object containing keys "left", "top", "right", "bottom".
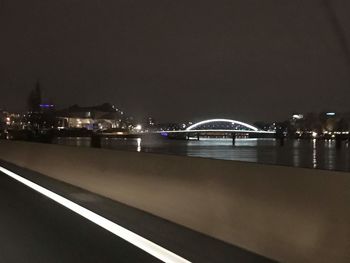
{"left": 1, "top": 0, "right": 350, "bottom": 122}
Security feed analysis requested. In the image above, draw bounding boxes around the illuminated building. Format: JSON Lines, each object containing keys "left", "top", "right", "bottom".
{"left": 56, "top": 103, "right": 128, "bottom": 131}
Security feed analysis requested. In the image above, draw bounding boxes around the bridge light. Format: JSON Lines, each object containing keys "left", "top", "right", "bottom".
{"left": 186, "top": 118, "right": 259, "bottom": 131}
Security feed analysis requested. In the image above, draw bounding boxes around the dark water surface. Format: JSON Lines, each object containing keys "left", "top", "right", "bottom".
{"left": 54, "top": 137, "right": 350, "bottom": 172}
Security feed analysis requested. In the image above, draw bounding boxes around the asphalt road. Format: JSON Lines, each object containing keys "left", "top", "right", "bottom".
{"left": 0, "top": 161, "right": 275, "bottom": 263}
{"left": 0, "top": 172, "right": 161, "bottom": 263}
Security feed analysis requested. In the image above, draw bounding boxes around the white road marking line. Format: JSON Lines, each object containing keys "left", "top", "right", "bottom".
{"left": 0, "top": 166, "right": 191, "bottom": 263}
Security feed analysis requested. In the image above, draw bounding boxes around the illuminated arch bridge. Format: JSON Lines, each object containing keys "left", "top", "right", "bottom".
{"left": 156, "top": 119, "right": 275, "bottom": 134}
{"left": 186, "top": 119, "right": 259, "bottom": 132}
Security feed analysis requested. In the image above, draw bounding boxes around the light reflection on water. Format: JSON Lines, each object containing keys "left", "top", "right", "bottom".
{"left": 312, "top": 139, "right": 317, "bottom": 168}
{"left": 55, "top": 137, "right": 350, "bottom": 172}
{"left": 292, "top": 139, "right": 300, "bottom": 167}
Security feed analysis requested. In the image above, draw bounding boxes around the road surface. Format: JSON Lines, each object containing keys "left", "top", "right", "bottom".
{"left": 0, "top": 161, "right": 274, "bottom": 263}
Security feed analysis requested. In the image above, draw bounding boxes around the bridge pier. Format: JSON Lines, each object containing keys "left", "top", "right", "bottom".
{"left": 231, "top": 132, "right": 236, "bottom": 146}
{"left": 196, "top": 133, "right": 200, "bottom": 141}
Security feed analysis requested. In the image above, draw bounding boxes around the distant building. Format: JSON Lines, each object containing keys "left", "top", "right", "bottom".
{"left": 0, "top": 110, "right": 24, "bottom": 129}
{"left": 286, "top": 111, "right": 350, "bottom": 138}
{"left": 0, "top": 110, "right": 6, "bottom": 130}
{"left": 140, "top": 117, "right": 157, "bottom": 132}
{"left": 155, "top": 123, "right": 182, "bottom": 131}
{"left": 56, "top": 103, "right": 128, "bottom": 131}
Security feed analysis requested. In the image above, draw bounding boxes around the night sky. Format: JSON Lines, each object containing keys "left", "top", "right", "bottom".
{"left": 1, "top": 0, "right": 350, "bottom": 122}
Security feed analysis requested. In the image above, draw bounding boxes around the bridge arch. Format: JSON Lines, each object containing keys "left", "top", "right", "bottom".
{"left": 186, "top": 118, "right": 259, "bottom": 131}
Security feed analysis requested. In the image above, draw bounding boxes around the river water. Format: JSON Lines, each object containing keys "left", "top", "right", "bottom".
{"left": 54, "top": 137, "right": 350, "bottom": 172}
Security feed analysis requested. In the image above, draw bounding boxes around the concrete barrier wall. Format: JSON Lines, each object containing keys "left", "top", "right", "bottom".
{"left": 0, "top": 140, "right": 349, "bottom": 262}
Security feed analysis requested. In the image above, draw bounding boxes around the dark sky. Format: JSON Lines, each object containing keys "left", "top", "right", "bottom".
{"left": 1, "top": 0, "right": 350, "bottom": 122}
